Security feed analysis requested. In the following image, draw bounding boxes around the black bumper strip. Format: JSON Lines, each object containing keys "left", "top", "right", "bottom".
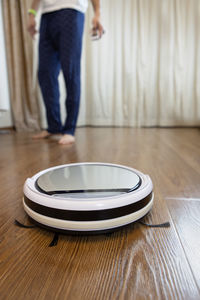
{"left": 24, "top": 192, "right": 153, "bottom": 222}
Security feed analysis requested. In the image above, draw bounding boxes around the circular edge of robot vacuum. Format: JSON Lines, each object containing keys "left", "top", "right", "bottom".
{"left": 23, "top": 192, "right": 153, "bottom": 221}
{"left": 23, "top": 192, "right": 154, "bottom": 233}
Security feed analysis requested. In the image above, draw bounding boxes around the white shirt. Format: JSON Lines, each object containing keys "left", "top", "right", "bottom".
{"left": 41, "top": 0, "right": 88, "bottom": 14}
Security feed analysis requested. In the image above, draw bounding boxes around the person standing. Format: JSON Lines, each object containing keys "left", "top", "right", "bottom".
{"left": 28, "top": 0, "right": 104, "bottom": 145}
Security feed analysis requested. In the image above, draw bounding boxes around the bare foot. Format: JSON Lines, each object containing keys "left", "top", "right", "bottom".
{"left": 58, "top": 134, "right": 75, "bottom": 145}
{"left": 32, "top": 130, "right": 51, "bottom": 139}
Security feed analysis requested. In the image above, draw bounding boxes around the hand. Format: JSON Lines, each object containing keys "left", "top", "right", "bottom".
{"left": 91, "top": 15, "right": 104, "bottom": 39}
{"left": 27, "top": 14, "right": 38, "bottom": 39}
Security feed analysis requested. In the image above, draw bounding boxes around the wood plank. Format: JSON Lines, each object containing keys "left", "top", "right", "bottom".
{"left": 157, "top": 128, "right": 200, "bottom": 176}
{"left": 0, "top": 129, "right": 199, "bottom": 299}
{"left": 151, "top": 128, "right": 200, "bottom": 290}
{"left": 166, "top": 198, "right": 200, "bottom": 289}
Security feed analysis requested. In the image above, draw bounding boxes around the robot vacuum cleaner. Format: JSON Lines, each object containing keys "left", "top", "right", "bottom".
{"left": 23, "top": 163, "right": 154, "bottom": 234}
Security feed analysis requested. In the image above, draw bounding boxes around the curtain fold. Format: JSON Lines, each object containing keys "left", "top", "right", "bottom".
{"left": 2, "top": 0, "right": 40, "bottom": 131}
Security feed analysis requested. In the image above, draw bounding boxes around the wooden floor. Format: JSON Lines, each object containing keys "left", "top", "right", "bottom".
{"left": 0, "top": 127, "right": 200, "bottom": 300}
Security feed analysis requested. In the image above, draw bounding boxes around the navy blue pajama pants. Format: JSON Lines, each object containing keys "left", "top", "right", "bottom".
{"left": 38, "top": 9, "right": 85, "bottom": 135}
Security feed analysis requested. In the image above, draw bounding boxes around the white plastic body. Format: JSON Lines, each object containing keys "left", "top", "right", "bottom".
{"left": 23, "top": 162, "right": 154, "bottom": 232}
{"left": 23, "top": 162, "right": 153, "bottom": 211}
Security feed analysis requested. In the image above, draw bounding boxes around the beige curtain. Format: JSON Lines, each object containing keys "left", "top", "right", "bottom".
{"left": 4, "top": 0, "right": 200, "bottom": 130}
{"left": 77, "top": 0, "right": 200, "bottom": 127}
{"left": 2, "top": 0, "right": 40, "bottom": 131}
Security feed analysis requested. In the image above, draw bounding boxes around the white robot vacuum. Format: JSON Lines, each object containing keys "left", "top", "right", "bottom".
{"left": 23, "top": 163, "right": 154, "bottom": 234}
